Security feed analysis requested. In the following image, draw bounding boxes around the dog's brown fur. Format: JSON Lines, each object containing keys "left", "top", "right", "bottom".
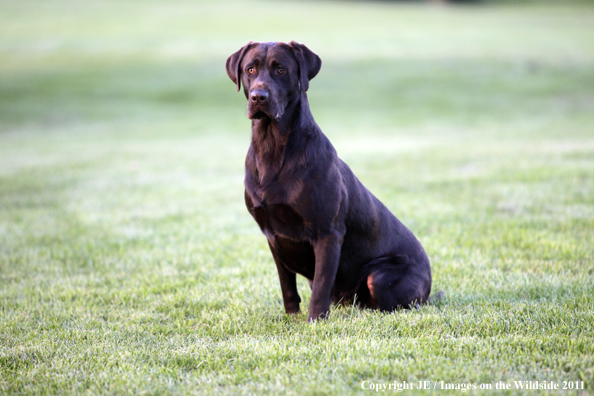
{"left": 226, "top": 41, "right": 433, "bottom": 321}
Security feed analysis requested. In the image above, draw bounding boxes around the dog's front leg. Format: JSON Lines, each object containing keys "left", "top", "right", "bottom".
{"left": 268, "top": 241, "right": 301, "bottom": 314}
{"left": 308, "top": 234, "right": 343, "bottom": 321}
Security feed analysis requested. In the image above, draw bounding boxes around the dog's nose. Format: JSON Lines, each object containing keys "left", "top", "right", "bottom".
{"left": 250, "top": 89, "right": 269, "bottom": 105}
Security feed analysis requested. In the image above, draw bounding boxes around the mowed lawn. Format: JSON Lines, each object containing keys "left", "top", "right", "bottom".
{"left": 1, "top": 0, "right": 593, "bottom": 394}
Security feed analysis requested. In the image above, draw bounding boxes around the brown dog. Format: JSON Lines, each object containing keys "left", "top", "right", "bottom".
{"left": 226, "top": 41, "right": 434, "bottom": 321}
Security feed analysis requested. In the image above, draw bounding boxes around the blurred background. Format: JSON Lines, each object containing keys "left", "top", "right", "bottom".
{"left": 1, "top": 0, "right": 593, "bottom": 393}
{"left": 2, "top": 0, "right": 593, "bottom": 287}
{"left": 2, "top": 0, "right": 594, "bottom": 294}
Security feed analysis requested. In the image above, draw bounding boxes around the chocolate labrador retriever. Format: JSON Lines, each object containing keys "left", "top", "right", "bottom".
{"left": 226, "top": 41, "right": 435, "bottom": 321}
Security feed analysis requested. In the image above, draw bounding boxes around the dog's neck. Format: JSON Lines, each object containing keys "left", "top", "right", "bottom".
{"left": 249, "top": 93, "right": 317, "bottom": 184}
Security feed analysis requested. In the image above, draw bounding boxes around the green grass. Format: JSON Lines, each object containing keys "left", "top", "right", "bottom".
{"left": 1, "top": 0, "right": 593, "bottom": 394}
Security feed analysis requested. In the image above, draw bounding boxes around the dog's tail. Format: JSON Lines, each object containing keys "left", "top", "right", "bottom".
{"left": 428, "top": 291, "right": 444, "bottom": 304}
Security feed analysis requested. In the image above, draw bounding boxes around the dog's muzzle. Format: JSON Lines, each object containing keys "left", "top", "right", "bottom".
{"left": 248, "top": 88, "right": 284, "bottom": 120}
{"left": 248, "top": 89, "right": 269, "bottom": 119}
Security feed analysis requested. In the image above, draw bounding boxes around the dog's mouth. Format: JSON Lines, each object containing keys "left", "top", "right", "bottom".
{"left": 248, "top": 103, "right": 272, "bottom": 120}
{"left": 248, "top": 107, "right": 284, "bottom": 122}
{"left": 248, "top": 102, "right": 284, "bottom": 121}
{"left": 250, "top": 110, "right": 268, "bottom": 120}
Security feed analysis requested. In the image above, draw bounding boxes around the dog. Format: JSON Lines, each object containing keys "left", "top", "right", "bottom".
{"left": 226, "top": 41, "right": 435, "bottom": 321}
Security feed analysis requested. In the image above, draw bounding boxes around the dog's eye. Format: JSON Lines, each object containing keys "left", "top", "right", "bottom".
{"left": 247, "top": 67, "right": 255, "bottom": 74}
{"left": 277, "top": 67, "right": 285, "bottom": 74}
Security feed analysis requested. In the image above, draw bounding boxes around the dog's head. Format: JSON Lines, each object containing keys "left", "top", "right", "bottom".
{"left": 226, "top": 41, "right": 322, "bottom": 121}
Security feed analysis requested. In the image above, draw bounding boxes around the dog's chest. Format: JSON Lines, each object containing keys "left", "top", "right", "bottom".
{"left": 246, "top": 181, "right": 312, "bottom": 242}
{"left": 246, "top": 187, "right": 310, "bottom": 241}
{"left": 253, "top": 202, "right": 306, "bottom": 239}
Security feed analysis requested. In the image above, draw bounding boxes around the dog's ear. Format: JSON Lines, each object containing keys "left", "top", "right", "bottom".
{"left": 289, "top": 41, "right": 322, "bottom": 93}
{"left": 226, "top": 41, "right": 254, "bottom": 92}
